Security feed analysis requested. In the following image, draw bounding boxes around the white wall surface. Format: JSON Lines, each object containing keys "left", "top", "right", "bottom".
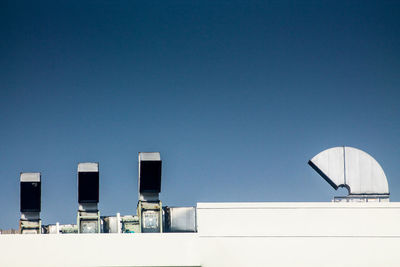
{"left": 0, "top": 233, "right": 200, "bottom": 267}
{"left": 196, "top": 202, "right": 400, "bottom": 237}
{"left": 1, "top": 202, "right": 400, "bottom": 267}
{"left": 197, "top": 202, "right": 400, "bottom": 267}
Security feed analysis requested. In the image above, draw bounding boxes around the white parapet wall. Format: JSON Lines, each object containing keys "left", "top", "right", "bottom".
{"left": 196, "top": 202, "right": 400, "bottom": 267}
{"left": 196, "top": 202, "right": 400, "bottom": 237}
{"left": 0, "top": 233, "right": 200, "bottom": 267}
{"left": 1, "top": 202, "right": 400, "bottom": 267}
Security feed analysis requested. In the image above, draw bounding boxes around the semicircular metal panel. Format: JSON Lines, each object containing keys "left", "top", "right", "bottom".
{"left": 308, "top": 147, "right": 345, "bottom": 190}
{"left": 309, "top": 146, "right": 389, "bottom": 195}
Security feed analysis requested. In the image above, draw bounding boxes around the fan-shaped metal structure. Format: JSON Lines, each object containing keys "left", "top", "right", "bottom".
{"left": 309, "top": 147, "right": 389, "bottom": 200}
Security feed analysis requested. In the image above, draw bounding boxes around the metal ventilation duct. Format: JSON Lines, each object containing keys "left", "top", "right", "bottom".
{"left": 77, "top": 162, "right": 100, "bottom": 233}
{"left": 20, "top": 172, "right": 41, "bottom": 213}
{"left": 138, "top": 152, "right": 162, "bottom": 201}
{"left": 309, "top": 147, "right": 389, "bottom": 196}
{"left": 78, "top": 162, "right": 99, "bottom": 204}
{"left": 20, "top": 172, "right": 42, "bottom": 234}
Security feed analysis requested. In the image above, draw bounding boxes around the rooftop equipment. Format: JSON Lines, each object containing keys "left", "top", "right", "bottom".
{"left": 138, "top": 152, "right": 162, "bottom": 201}
{"left": 19, "top": 172, "right": 41, "bottom": 234}
{"left": 309, "top": 146, "right": 389, "bottom": 202}
{"left": 137, "top": 152, "right": 163, "bottom": 233}
{"left": 13, "top": 152, "right": 197, "bottom": 235}
{"left": 42, "top": 223, "right": 77, "bottom": 234}
{"left": 164, "top": 207, "right": 197, "bottom": 232}
{"left": 77, "top": 163, "right": 100, "bottom": 233}
{"left": 102, "top": 213, "right": 140, "bottom": 233}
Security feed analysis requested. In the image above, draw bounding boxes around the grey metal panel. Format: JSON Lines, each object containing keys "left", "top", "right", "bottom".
{"left": 78, "top": 162, "right": 98, "bottom": 172}
{"left": 308, "top": 147, "right": 344, "bottom": 189}
{"left": 167, "top": 207, "right": 196, "bottom": 232}
{"left": 139, "top": 192, "right": 159, "bottom": 201}
{"left": 20, "top": 212, "right": 40, "bottom": 220}
{"left": 309, "top": 146, "right": 389, "bottom": 195}
{"left": 344, "top": 147, "right": 389, "bottom": 194}
{"left": 102, "top": 216, "right": 120, "bottom": 233}
{"left": 78, "top": 203, "right": 98, "bottom": 212}
{"left": 20, "top": 173, "right": 41, "bottom": 182}
{"left": 139, "top": 152, "right": 161, "bottom": 161}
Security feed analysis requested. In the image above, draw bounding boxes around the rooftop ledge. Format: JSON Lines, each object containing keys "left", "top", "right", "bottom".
{"left": 196, "top": 201, "right": 400, "bottom": 209}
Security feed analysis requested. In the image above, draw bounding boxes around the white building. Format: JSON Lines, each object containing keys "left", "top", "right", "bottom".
{"left": 1, "top": 201, "right": 400, "bottom": 267}
{"left": 1, "top": 147, "right": 399, "bottom": 266}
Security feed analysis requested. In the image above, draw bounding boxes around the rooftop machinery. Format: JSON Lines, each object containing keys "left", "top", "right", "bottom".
{"left": 137, "top": 152, "right": 163, "bottom": 233}
{"left": 19, "top": 152, "right": 196, "bottom": 234}
{"left": 19, "top": 173, "right": 41, "bottom": 234}
{"left": 309, "top": 146, "right": 390, "bottom": 202}
{"left": 16, "top": 146, "right": 390, "bottom": 234}
{"left": 77, "top": 162, "right": 100, "bottom": 233}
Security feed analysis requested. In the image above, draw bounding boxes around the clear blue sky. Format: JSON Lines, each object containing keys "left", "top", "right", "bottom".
{"left": 1, "top": 1, "right": 399, "bottom": 229}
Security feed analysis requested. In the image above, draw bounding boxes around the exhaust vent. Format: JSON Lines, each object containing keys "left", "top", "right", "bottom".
{"left": 20, "top": 173, "right": 41, "bottom": 212}
{"left": 78, "top": 162, "right": 99, "bottom": 204}
{"left": 309, "top": 146, "right": 389, "bottom": 201}
{"left": 20, "top": 172, "right": 41, "bottom": 234}
{"left": 138, "top": 152, "right": 162, "bottom": 201}
{"left": 77, "top": 162, "right": 100, "bottom": 233}
{"left": 137, "top": 152, "right": 163, "bottom": 233}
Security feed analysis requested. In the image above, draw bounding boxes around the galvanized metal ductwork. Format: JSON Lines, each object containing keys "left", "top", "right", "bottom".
{"left": 20, "top": 172, "right": 41, "bottom": 234}
{"left": 16, "top": 153, "right": 197, "bottom": 234}
{"left": 77, "top": 162, "right": 101, "bottom": 233}
{"left": 309, "top": 146, "right": 389, "bottom": 201}
{"left": 163, "top": 207, "right": 197, "bottom": 232}
{"left": 137, "top": 152, "right": 163, "bottom": 233}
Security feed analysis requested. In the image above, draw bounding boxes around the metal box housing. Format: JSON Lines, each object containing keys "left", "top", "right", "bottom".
{"left": 20, "top": 173, "right": 41, "bottom": 213}
{"left": 164, "top": 207, "right": 196, "bottom": 232}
